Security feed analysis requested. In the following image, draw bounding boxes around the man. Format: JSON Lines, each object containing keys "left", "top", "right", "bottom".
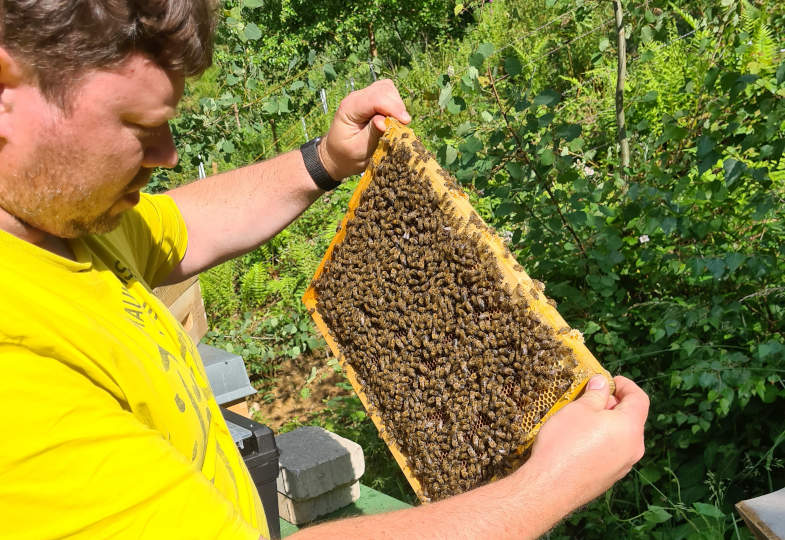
{"left": 0, "top": 1, "right": 649, "bottom": 538}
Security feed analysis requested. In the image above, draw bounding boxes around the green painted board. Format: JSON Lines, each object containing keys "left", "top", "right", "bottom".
{"left": 279, "top": 484, "right": 413, "bottom": 537}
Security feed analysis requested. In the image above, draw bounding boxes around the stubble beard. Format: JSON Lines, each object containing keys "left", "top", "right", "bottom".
{"left": 3, "top": 141, "right": 149, "bottom": 239}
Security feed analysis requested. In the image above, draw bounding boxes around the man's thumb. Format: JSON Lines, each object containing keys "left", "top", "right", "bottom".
{"left": 580, "top": 375, "right": 611, "bottom": 409}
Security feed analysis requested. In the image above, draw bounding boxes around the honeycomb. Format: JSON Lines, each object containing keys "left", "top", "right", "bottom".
{"left": 302, "top": 119, "right": 613, "bottom": 502}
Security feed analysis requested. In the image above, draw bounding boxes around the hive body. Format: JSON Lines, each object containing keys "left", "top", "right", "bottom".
{"left": 303, "top": 119, "right": 612, "bottom": 502}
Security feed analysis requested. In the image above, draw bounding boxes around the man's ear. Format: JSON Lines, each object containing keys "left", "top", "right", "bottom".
{"left": 0, "top": 46, "right": 25, "bottom": 106}
{"left": 0, "top": 47, "right": 26, "bottom": 141}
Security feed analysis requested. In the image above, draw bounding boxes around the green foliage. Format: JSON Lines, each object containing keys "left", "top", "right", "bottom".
{"left": 238, "top": 229, "right": 322, "bottom": 312}
{"left": 226, "top": 0, "right": 463, "bottom": 67}
{"left": 200, "top": 259, "right": 240, "bottom": 317}
{"left": 204, "top": 311, "right": 323, "bottom": 382}
{"left": 407, "top": 0, "right": 785, "bottom": 535}
{"left": 738, "top": 1, "right": 780, "bottom": 75}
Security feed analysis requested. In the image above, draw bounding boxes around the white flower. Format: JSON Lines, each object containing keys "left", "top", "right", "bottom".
{"left": 575, "top": 159, "right": 595, "bottom": 177}
{"left": 639, "top": 235, "right": 650, "bottom": 244}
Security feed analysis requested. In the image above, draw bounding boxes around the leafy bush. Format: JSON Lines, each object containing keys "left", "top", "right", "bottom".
{"left": 410, "top": 0, "right": 784, "bottom": 535}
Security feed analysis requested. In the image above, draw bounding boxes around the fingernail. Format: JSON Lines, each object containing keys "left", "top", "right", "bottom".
{"left": 402, "top": 111, "right": 411, "bottom": 122}
{"left": 588, "top": 375, "right": 606, "bottom": 390}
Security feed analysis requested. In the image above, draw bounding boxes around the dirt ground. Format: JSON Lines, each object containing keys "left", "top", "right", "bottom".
{"left": 249, "top": 348, "right": 351, "bottom": 431}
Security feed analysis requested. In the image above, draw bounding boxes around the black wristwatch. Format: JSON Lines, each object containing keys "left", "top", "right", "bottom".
{"left": 300, "top": 137, "right": 340, "bottom": 191}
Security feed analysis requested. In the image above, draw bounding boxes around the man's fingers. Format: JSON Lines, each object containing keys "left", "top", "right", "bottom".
{"left": 577, "top": 375, "right": 611, "bottom": 410}
{"left": 345, "top": 79, "right": 410, "bottom": 126}
{"left": 605, "top": 394, "right": 620, "bottom": 409}
{"left": 371, "top": 114, "right": 387, "bottom": 133}
{"left": 611, "top": 376, "right": 650, "bottom": 424}
{"left": 322, "top": 79, "right": 410, "bottom": 179}
{"left": 368, "top": 79, "right": 410, "bottom": 124}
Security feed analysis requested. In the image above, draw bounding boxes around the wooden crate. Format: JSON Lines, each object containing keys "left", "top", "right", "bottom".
{"left": 153, "top": 276, "right": 209, "bottom": 344}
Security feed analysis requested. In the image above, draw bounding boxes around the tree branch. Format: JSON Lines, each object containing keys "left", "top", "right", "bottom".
{"left": 486, "top": 67, "right": 587, "bottom": 256}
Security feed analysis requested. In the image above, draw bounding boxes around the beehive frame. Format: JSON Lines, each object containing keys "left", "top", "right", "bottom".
{"left": 303, "top": 118, "right": 613, "bottom": 502}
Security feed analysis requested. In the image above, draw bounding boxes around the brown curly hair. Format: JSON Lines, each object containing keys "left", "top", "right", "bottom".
{"left": 0, "top": 0, "right": 216, "bottom": 107}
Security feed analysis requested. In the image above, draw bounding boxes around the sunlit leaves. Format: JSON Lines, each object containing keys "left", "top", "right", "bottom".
{"left": 504, "top": 55, "right": 522, "bottom": 76}
{"left": 533, "top": 89, "right": 561, "bottom": 107}
{"left": 723, "top": 158, "right": 745, "bottom": 188}
{"left": 242, "top": 22, "right": 262, "bottom": 41}
{"left": 262, "top": 95, "right": 290, "bottom": 115}
{"left": 323, "top": 63, "right": 338, "bottom": 82}
{"left": 438, "top": 82, "right": 453, "bottom": 109}
{"left": 461, "top": 66, "right": 481, "bottom": 92}
{"left": 469, "top": 42, "right": 495, "bottom": 69}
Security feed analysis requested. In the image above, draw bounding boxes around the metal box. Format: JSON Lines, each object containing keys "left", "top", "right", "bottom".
{"left": 198, "top": 343, "right": 257, "bottom": 406}
{"left": 222, "top": 408, "right": 281, "bottom": 540}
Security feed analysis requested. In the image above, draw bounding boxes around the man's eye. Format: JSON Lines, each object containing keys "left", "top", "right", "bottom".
{"left": 127, "top": 120, "right": 165, "bottom": 132}
{"left": 131, "top": 124, "right": 163, "bottom": 139}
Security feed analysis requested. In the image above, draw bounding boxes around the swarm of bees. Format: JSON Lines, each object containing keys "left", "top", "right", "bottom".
{"left": 309, "top": 128, "right": 581, "bottom": 502}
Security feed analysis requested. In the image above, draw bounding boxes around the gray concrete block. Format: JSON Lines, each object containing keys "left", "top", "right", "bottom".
{"left": 275, "top": 426, "right": 364, "bottom": 500}
{"left": 278, "top": 481, "right": 361, "bottom": 525}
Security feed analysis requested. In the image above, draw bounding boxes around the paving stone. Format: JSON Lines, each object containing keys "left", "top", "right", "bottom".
{"left": 278, "top": 481, "right": 361, "bottom": 525}
{"left": 275, "top": 426, "right": 365, "bottom": 500}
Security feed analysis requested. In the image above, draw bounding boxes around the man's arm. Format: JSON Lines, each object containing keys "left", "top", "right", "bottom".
{"left": 287, "top": 376, "right": 649, "bottom": 540}
{"left": 164, "top": 80, "right": 410, "bottom": 283}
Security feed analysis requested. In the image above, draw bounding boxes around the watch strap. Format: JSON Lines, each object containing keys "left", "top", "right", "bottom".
{"left": 300, "top": 137, "right": 340, "bottom": 191}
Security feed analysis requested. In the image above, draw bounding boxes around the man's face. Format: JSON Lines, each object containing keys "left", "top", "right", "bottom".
{"left": 0, "top": 54, "right": 184, "bottom": 238}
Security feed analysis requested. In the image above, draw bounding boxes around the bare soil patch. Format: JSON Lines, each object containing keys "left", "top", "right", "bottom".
{"left": 249, "top": 347, "right": 351, "bottom": 431}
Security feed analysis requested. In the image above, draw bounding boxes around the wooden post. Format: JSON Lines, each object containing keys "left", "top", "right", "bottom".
{"left": 368, "top": 21, "right": 378, "bottom": 58}
{"left": 614, "top": 0, "right": 630, "bottom": 170}
{"left": 232, "top": 103, "right": 241, "bottom": 130}
{"left": 269, "top": 118, "right": 281, "bottom": 154}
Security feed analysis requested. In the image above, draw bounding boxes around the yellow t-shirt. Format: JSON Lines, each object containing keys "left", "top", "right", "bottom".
{"left": 0, "top": 194, "right": 268, "bottom": 539}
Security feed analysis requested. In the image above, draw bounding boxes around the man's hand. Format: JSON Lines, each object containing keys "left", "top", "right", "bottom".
{"left": 520, "top": 375, "right": 649, "bottom": 517}
{"left": 318, "top": 79, "right": 411, "bottom": 181}
{"left": 290, "top": 375, "right": 649, "bottom": 540}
